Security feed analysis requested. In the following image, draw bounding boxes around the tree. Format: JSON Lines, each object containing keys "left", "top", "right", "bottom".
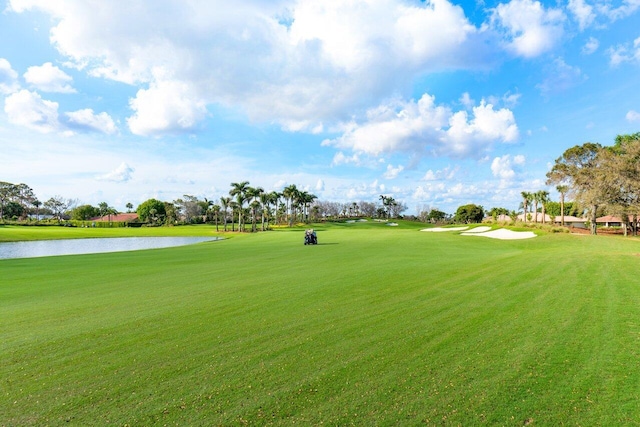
{"left": 0, "top": 181, "right": 17, "bottom": 220}
{"left": 230, "top": 181, "right": 250, "bottom": 232}
{"left": 520, "top": 191, "right": 531, "bottom": 222}
{"left": 546, "top": 143, "right": 609, "bottom": 235}
{"left": 537, "top": 190, "right": 550, "bottom": 223}
{"left": 427, "top": 208, "right": 447, "bottom": 223}
{"left": 126, "top": 202, "right": 134, "bottom": 213}
{"left": 210, "top": 204, "right": 221, "bottom": 232}
{"left": 44, "top": 196, "right": 71, "bottom": 222}
{"left": 282, "top": 184, "right": 299, "bottom": 227}
{"left": 72, "top": 204, "right": 100, "bottom": 220}
{"left": 220, "top": 196, "right": 231, "bottom": 232}
{"left": 137, "top": 198, "right": 166, "bottom": 223}
{"left": 556, "top": 185, "right": 569, "bottom": 226}
{"left": 454, "top": 204, "right": 484, "bottom": 224}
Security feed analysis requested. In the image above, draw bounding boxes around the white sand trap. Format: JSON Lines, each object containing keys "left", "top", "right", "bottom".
{"left": 420, "top": 226, "right": 469, "bottom": 232}
{"left": 462, "top": 228, "right": 536, "bottom": 240}
{"left": 463, "top": 226, "right": 491, "bottom": 233}
{"left": 387, "top": 222, "right": 399, "bottom": 226}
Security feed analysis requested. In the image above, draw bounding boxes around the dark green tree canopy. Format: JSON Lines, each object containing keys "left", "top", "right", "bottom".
{"left": 137, "top": 199, "right": 166, "bottom": 222}
{"left": 454, "top": 204, "right": 484, "bottom": 224}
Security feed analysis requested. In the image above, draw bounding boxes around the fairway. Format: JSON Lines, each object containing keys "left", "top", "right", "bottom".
{"left": 2, "top": 223, "right": 640, "bottom": 425}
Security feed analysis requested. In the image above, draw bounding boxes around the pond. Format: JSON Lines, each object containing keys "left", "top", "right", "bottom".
{"left": 0, "top": 237, "right": 222, "bottom": 260}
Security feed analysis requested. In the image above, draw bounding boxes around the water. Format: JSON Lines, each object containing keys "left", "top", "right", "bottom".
{"left": 0, "top": 237, "right": 221, "bottom": 260}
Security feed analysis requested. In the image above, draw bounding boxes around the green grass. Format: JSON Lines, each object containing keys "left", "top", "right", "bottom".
{"left": 2, "top": 222, "right": 640, "bottom": 425}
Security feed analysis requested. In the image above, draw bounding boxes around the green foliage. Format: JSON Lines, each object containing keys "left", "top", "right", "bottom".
{"left": 136, "top": 198, "right": 166, "bottom": 223}
{"left": 71, "top": 204, "right": 100, "bottom": 220}
{"left": 454, "top": 203, "right": 484, "bottom": 223}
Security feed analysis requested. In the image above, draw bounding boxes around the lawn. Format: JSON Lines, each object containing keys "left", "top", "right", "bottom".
{"left": 2, "top": 222, "right": 640, "bottom": 425}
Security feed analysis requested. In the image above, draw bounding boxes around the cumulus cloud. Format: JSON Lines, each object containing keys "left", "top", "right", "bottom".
{"left": 65, "top": 108, "right": 118, "bottom": 134}
{"left": 608, "top": 37, "right": 640, "bottom": 66}
{"left": 24, "top": 62, "right": 76, "bottom": 93}
{"left": 568, "top": 0, "right": 595, "bottom": 30}
{"left": 127, "top": 77, "right": 208, "bottom": 136}
{"left": 582, "top": 37, "right": 599, "bottom": 55}
{"left": 0, "top": 58, "right": 20, "bottom": 94}
{"left": 537, "top": 58, "right": 587, "bottom": 95}
{"left": 4, "top": 89, "right": 61, "bottom": 133}
{"left": 490, "top": 0, "right": 565, "bottom": 58}
{"left": 323, "top": 94, "right": 518, "bottom": 160}
{"left": 315, "top": 179, "right": 325, "bottom": 191}
{"left": 627, "top": 110, "right": 640, "bottom": 122}
{"left": 383, "top": 164, "right": 404, "bottom": 179}
{"left": 96, "top": 162, "right": 135, "bottom": 182}
{"left": 422, "top": 165, "right": 459, "bottom": 181}
{"left": 491, "top": 154, "right": 525, "bottom": 180}
{"left": 8, "top": 0, "right": 494, "bottom": 135}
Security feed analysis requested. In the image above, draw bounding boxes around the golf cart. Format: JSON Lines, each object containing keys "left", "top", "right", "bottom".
{"left": 304, "top": 229, "right": 318, "bottom": 245}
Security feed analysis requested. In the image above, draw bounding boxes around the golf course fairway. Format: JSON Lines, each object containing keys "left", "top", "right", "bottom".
{"left": 2, "top": 222, "right": 640, "bottom": 425}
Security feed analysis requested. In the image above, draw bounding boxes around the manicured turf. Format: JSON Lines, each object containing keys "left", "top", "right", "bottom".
{"left": 2, "top": 222, "right": 640, "bottom": 425}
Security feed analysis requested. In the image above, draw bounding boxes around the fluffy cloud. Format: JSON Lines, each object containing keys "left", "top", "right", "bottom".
{"left": 0, "top": 58, "right": 20, "bottom": 94}
{"left": 96, "top": 162, "right": 135, "bottom": 182}
{"left": 4, "top": 89, "right": 61, "bottom": 133}
{"left": 23, "top": 62, "right": 75, "bottom": 93}
{"left": 323, "top": 94, "right": 518, "bottom": 159}
{"left": 8, "top": 0, "right": 491, "bottom": 134}
{"left": 127, "top": 77, "right": 207, "bottom": 136}
{"left": 491, "top": 154, "right": 525, "bottom": 180}
{"left": 582, "top": 37, "right": 599, "bottom": 55}
{"left": 627, "top": 110, "right": 640, "bottom": 122}
{"left": 568, "top": 0, "right": 595, "bottom": 30}
{"left": 383, "top": 164, "right": 404, "bottom": 179}
{"left": 422, "top": 166, "right": 459, "bottom": 181}
{"left": 490, "top": 0, "right": 565, "bottom": 58}
{"left": 608, "top": 37, "right": 640, "bottom": 66}
{"left": 65, "top": 108, "right": 118, "bottom": 134}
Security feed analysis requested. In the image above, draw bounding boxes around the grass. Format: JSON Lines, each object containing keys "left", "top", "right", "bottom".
{"left": 2, "top": 221, "right": 640, "bottom": 425}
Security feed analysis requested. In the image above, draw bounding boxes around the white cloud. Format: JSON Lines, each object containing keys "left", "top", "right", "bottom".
{"left": 568, "top": 0, "right": 595, "bottom": 30}
{"left": 315, "top": 179, "right": 325, "bottom": 192}
{"left": 582, "top": 37, "right": 599, "bottom": 55}
{"left": 127, "top": 77, "right": 208, "bottom": 136}
{"left": 490, "top": 0, "right": 565, "bottom": 58}
{"left": 0, "top": 58, "right": 20, "bottom": 94}
{"left": 627, "top": 110, "right": 640, "bottom": 122}
{"left": 597, "top": 0, "right": 640, "bottom": 22}
{"left": 4, "top": 89, "right": 61, "bottom": 133}
{"left": 491, "top": 154, "right": 525, "bottom": 180}
{"left": 422, "top": 165, "right": 459, "bottom": 181}
{"left": 96, "top": 162, "right": 135, "bottom": 182}
{"left": 7, "top": 0, "right": 492, "bottom": 134}
{"left": 65, "top": 108, "right": 117, "bottom": 134}
{"left": 383, "top": 164, "right": 404, "bottom": 179}
{"left": 608, "top": 37, "right": 640, "bottom": 66}
{"left": 323, "top": 94, "right": 518, "bottom": 160}
{"left": 537, "top": 58, "right": 587, "bottom": 95}
{"left": 24, "top": 62, "right": 76, "bottom": 93}
{"left": 332, "top": 151, "right": 362, "bottom": 166}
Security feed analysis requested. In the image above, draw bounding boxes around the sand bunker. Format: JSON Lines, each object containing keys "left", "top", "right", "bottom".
{"left": 421, "top": 226, "right": 469, "bottom": 232}
{"left": 462, "top": 226, "right": 491, "bottom": 233}
{"left": 461, "top": 228, "right": 536, "bottom": 240}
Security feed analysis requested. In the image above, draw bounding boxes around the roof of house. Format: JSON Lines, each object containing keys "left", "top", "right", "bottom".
{"left": 596, "top": 215, "right": 621, "bottom": 223}
{"left": 90, "top": 212, "right": 139, "bottom": 222}
{"left": 556, "top": 215, "right": 587, "bottom": 222}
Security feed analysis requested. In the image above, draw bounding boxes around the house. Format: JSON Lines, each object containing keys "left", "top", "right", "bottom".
{"left": 554, "top": 215, "right": 587, "bottom": 228}
{"left": 596, "top": 215, "right": 622, "bottom": 227}
{"left": 90, "top": 213, "right": 139, "bottom": 222}
{"left": 517, "top": 212, "right": 553, "bottom": 223}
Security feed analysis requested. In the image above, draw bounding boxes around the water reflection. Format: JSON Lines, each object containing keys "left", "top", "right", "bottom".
{"left": 0, "top": 237, "right": 221, "bottom": 260}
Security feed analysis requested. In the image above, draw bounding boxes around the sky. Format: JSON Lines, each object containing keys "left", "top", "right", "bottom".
{"left": 1, "top": 0, "right": 639, "bottom": 215}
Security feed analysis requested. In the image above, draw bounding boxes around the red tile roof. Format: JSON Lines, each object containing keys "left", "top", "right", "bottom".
{"left": 90, "top": 213, "right": 139, "bottom": 222}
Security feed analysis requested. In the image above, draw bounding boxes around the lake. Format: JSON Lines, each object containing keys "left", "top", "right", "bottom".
{"left": 0, "top": 237, "right": 222, "bottom": 260}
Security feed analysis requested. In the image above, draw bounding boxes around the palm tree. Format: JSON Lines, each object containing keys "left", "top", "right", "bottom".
{"left": 283, "top": 184, "right": 299, "bottom": 227}
{"left": 210, "top": 204, "right": 221, "bottom": 232}
{"left": 379, "top": 195, "right": 388, "bottom": 218}
{"left": 538, "top": 190, "right": 550, "bottom": 224}
{"left": 220, "top": 196, "right": 231, "bottom": 232}
{"left": 521, "top": 191, "right": 531, "bottom": 222}
{"left": 229, "top": 201, "right": 238, "bottom": 232}
{"left": 556, "top": 185, "right": 569, "bottom": 226}
{"left": 260, "top": 191, "right": 272, "bottom": 231}
{"left": 246, "top": 186, "right": 264, "bottom": 232}
{"left": 230, "top": 181, "right": 250, "bottom": 232}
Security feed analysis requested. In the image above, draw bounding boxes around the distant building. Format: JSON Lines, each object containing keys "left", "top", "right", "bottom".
{"left": 90, "top": 213, "right": 139, "bottom": 222}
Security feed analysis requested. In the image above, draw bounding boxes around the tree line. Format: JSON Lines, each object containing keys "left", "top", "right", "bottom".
{"left": 0, "top": 180, "right": 408, "bottom": 230}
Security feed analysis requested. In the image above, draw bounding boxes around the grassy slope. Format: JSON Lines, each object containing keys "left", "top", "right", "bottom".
{"left": 2, "top": 222, "right": 640, "bottom": 425}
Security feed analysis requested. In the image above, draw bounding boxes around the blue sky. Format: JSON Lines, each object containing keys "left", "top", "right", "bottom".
{"left": 1, "top": 0, "right": 639, "bottom": 214}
